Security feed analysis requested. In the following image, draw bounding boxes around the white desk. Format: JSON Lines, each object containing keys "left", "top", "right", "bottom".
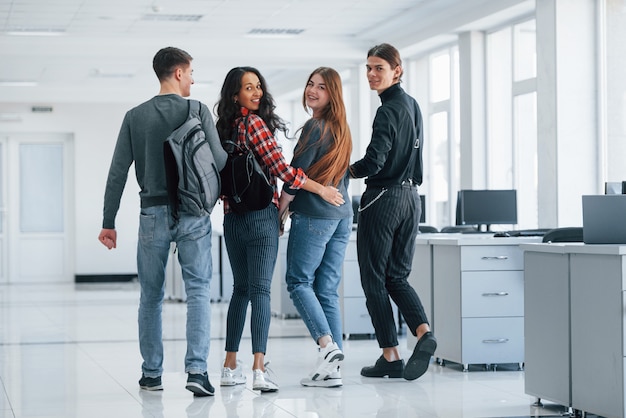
{"left": 522, "top": 243, "right": 626, "bottom": 418}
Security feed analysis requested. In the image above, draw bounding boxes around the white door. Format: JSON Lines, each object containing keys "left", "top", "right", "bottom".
{"left": 0, "top": 133, "right": 74, "bottom": 283}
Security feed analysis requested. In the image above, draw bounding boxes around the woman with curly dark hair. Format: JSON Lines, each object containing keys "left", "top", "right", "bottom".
{"left": 214, "top": 66, "right": 344, "bottom": 392}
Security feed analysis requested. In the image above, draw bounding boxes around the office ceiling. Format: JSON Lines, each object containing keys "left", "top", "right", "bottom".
{"left": 0, "top": 0, "right": 533, "bottom": 104}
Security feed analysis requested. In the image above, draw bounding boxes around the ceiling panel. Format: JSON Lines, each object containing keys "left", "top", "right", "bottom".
{"left": 0, "top": 0, "right": 534, "bottom": 103}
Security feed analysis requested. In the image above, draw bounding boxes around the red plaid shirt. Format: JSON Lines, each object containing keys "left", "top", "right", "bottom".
{"left": 222, "top": 107, "right": 308, "bottom": 214}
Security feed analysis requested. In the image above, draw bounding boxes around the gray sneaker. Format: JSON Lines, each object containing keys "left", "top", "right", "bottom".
{"left": 252, "top": 363, "right": 279, "bottom": 392}
{"left": 185, "top": 372, "right": 215, "bottom": 397}
{"left": 138, "top": 374, "right": 163, "bottom": 391}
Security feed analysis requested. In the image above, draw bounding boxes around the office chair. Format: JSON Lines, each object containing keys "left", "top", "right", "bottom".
{"left": 541, "top": 227, "right": 584, "bottom": 243}
{"left": 440, "top": 225, "right": 478, "bottom": 233}
{"left": 419, "top": 225, "right": 439, "bottom": 233}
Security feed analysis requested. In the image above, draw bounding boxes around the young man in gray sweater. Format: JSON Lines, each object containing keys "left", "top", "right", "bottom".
{"left": 98, "top": 46, "right": 227, "bottom": 396}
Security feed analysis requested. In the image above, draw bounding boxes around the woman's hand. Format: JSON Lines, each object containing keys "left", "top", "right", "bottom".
{"left": 319, "top": 186, "right": 345, "bottom": 207}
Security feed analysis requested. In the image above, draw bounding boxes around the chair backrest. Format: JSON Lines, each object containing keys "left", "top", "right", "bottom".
{"left": 440, "top": 225, "right": 478, "bottom": 233}
{"left": 542, "top": 227, "right": 584, "bottom": 243}
{"left": 419, "top": 225, "right": 438, "bottom": 233}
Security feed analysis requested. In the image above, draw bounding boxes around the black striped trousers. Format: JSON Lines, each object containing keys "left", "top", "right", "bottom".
{"left": 356, "top": 184, "right": 429, "bottom": 348}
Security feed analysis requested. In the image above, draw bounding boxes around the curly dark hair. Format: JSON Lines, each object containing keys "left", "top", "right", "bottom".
{"left": 214, "top": 66, "right": 288, "bottom": 142}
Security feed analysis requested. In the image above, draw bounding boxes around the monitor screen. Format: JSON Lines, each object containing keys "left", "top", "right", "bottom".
{"left": 455, "top": 189, "right": 517, "bottom": 228}
{"left": 604, "top": 181, "right": 626, "bottom": 194}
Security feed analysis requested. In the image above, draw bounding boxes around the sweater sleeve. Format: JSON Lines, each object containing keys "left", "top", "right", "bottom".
{"left": 102, "top": 112, "right": 134, "bottom": 229}
{"left": 350, "top": 106, "right": 394, "bottom": 179}
{"left": 200, "top": 102, "right": 227, "bottom": 171}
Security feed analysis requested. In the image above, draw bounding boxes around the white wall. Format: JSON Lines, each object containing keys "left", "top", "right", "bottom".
{"left": 2, "top": 102, "right": 144, "bottom": 275}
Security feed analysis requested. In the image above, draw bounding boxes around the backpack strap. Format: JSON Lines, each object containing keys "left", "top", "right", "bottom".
{"left": 189, "top": 99, "right": 200, "bottom": 119}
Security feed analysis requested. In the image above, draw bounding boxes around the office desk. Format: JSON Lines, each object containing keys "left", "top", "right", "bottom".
{"left": 522, "top": 243, "right": 626, "bottom": 418}
{"left": 521, "top": 243, "right": 571, "bottom": 407}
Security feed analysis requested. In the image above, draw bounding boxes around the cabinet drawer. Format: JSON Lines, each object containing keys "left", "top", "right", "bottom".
{"left": 343, "top": 297, "right": 374, "bottom": 335}
{"left": 461, "top": 317, "right": 524, "bottom": 364}
{"left": 461, "top": 245, "right": 523, "bottom": 271}
{"left": 461, "top": 271, "right": 524, "bottom": 317}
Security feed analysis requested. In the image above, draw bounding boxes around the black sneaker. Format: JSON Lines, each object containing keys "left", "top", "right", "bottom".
{"left": 138, "top": 374, "right": 163, "bottom": 391}
{"left": 360, "top": 355, "right": 404, "bottom": 378}
{"left": 185, "top": 372, "right": 215, "bottom": 397}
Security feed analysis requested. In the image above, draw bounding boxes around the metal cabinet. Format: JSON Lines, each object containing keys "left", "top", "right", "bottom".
{"left": 522, "top": 244, "right": 571, "bottom": 408}
{"left": 340, "top": 234, "right": 375, "bottom": 337}
{"left": 432, "top": 237, "right": 532, "bottom": 371}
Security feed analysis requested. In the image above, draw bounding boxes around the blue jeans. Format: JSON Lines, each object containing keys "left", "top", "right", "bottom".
{"left": 286, "top": 213, "right": 352, "bottom": 350}
{"left": 223, "top": 204, "right": 279, "bottom": 354}
{"left": 137, "top": 205, "right": 212, "bottom": 377}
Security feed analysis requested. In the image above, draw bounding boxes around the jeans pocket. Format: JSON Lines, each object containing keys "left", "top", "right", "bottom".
{"left": 139, "top": 212, "right": 156, "bottom": 242}
{"left": 305, "top": 216, "right": 335, "bottom": 236}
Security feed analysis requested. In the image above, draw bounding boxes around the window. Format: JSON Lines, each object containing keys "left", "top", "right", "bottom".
{"left": 487, "top": 18, "right": 537, "bottom": 228}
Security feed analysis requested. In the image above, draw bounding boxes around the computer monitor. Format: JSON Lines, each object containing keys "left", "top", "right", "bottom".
{"left": 455, "top": 189, "right": 518, "bottom": 231}
{"left": 604, "top": 181, "right": 626, "bottom": 194}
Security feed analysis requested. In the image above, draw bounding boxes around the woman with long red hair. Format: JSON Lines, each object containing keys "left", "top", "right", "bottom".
{"left": 279, "top": 66, "right": 352, "bottom": 388}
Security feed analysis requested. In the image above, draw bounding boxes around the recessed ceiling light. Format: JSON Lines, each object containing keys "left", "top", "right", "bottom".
{"left": 141, "top": 14, "right": 203, "bottom": 21}
{"left": 246, "top": 28, "right": 305, "bottom": 39}
{"left": 0, "top": 113, "right": 22, "bottom": 122}
{"left": 89, "top": 69, "right": 135, "bottom": 79}
{"left": 5, "top": 28, "right": 65, "bottom": 36}
{"left": 0, "top": 81, "right": 38, "bottom": 87}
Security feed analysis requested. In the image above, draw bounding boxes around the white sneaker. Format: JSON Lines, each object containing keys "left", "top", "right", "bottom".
{"left": 252, "top": 362, "right": 279, "bottom": 392}
{"left": 301, "top": 367, "right": 343, "bottom": 388}
{"left": 221, "top": 361, "right": 247, "bottom": 386}
{"left": 309, "top": 342, "right": 344, "bottom": 381}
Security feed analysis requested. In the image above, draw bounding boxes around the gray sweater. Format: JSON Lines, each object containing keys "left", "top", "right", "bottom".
{"left": 283, "top": 119, "right": 352, "bottom": 220}
{"left": 102, "top": 94, "right": 227, "bottom": 229}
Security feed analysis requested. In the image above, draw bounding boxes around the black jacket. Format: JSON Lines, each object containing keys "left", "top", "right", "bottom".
{"left": 350, "top": 83, "right": 423, "bottom": 187}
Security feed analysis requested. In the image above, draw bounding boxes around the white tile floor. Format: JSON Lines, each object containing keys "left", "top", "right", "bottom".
{"left": 0, "top": 282, "right": 574, "bottom": 418}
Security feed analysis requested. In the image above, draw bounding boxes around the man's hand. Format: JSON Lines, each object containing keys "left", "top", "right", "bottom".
{"left": 98, "top": 228, "right": 117, "bottom": 250}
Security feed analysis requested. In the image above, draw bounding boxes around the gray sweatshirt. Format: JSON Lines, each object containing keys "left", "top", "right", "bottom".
{"left": 102, "top": 94, "right": 227, "bottom": 229}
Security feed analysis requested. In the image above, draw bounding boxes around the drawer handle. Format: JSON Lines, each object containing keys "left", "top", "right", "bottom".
{"left": 483, "top": 338, "right": 509, "bottom": 344}
{"left": 482, "top": 292, "right": 509, "bottom": 297}
{"left": 481, "top": 256, "right": 508, "bottom": 260}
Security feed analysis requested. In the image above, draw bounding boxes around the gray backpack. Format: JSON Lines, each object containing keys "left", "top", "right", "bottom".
{"left": 164, "top": 100, "right": 220, "bottom": 220}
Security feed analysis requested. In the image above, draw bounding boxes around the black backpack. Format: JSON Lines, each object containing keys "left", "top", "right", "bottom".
{"left": 220, "top": 116, "right": 274, "bottom": 214}
{"left": 163, "top": 100, "right": 220, "bottom": 219}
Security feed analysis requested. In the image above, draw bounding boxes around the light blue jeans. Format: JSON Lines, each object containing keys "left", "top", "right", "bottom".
{"left": 137, "top": 205, "right": 212, "bottom": 377}
{"left": 285, "top": 213, "right": 352, "bottom": 350}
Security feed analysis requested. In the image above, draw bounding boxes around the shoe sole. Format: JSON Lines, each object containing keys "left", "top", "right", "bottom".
{"left": 220, "top": 379, "right": 246, "bottom": 386}
{"left": 139, "top": 385, "right": 163, "bottom": 391}
{"left": 360, "top": 369, "right": 403, "bottom": 378}
{"left": 185, "top": 382, "right": 215, "bottom": 397}
{"left": 404, "top": 336, "right": 437, "bottom": 381}
{"left": 312, "top": 351, "right": 344, "bottom": 381}
{"left": 301, "top": 378, "right": 343, "bottom": 388}
{"left": 253, "top": 385, "right": 278, "bottom": 392}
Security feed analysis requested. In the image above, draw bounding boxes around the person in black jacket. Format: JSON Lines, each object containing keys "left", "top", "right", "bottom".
{"left": 350, "top": 43, "right": 437, "bottom": 381}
